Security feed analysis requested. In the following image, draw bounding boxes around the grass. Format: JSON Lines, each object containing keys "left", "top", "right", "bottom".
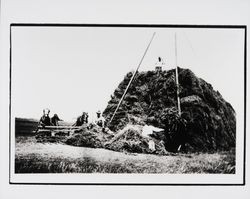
{"left": 15, "top": 136, "right": 235, "bottom": 173}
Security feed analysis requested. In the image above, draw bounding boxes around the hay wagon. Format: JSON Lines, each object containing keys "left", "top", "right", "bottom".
{"left": 35, "top": 125, "right": 80, "bottom": 137}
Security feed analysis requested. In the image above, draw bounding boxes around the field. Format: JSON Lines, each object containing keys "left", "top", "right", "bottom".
{"left": 15, "top": 117, "right": 73, "bottom": 135}
{"left": 15, "top": 117, "right": 39, "bottom": 135}
{"left": 15, "top": 136, "right": 235, "bottom": 173}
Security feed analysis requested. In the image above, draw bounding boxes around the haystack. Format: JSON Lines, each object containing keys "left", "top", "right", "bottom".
{"left": 103, "top": 68, "right": 236, "bottom": 152}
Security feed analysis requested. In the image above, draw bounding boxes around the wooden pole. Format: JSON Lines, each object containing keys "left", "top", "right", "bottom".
{"left": 175, "top": 32, "right": 181, "bottom": 116}
{"left": 109, "top": 32, "right": 156, "bottom": 125}
{"left": 38, "top": 126, "right": 80, "bottom": 129}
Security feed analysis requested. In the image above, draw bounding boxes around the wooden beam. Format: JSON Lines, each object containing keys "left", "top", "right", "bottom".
{"left": 175, "top": 32, "right": 181, "bottom": 116}
{"left": 38, "top": 126, "right": 80, "bottom": 129}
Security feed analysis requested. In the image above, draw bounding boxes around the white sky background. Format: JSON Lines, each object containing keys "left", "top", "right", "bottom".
{"left": 12, "top": 26, "right": 244, "bottom": 122}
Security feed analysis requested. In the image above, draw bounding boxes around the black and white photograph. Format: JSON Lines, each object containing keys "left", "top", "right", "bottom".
{"left": 11, "top": 25, "right": 244, "bottom": 179}
{"left": 0, "top": 0, "right": 249, "bottom": 199}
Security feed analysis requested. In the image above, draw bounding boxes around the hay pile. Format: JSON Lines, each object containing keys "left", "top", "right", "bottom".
{"left": 64, "top": 124, "right": 167, "bottom": 155}
{"left": 35, "top": 125, "right": 112, "bottom": 147}
{"left": 103, "top": 68, "right": 236, "bottom": 152}
{"left": 44, "top": 124, "right": 168, "bottom": 155}
{"left": 65, "top": 125, "right": 113, "bottom": 148}
{"left": 105, "top": 125, "right": 168, "bottom": 155}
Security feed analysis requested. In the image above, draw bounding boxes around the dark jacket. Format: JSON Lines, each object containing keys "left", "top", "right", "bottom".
{"left": 39, "top": 115, "right": 51, "bottom": 126}
{"left": 51, "top": 114, "right": 62, "bottom": 126}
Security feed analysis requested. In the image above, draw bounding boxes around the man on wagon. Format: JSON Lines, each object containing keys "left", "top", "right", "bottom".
{"left": 51, "top": 113, "right": 63, "bottom": 126}
{"left": 38, "top": 108, "right": 52, "bottom": 127}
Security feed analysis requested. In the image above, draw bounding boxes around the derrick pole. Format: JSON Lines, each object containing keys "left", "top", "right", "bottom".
{"left": 175, "top": 32, "right": 181, "bottom": 116}
{"left": 109, "top": 32, "right": 156, "bottom": 125}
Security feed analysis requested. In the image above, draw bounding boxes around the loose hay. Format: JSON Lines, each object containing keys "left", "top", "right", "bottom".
{"left": 36, "top": 124, "right": 168, "bottom": 155}
{"left": 65, "top": 125, "right": 113, "bottom": 148}
{"left": 105, "top": 125, "right": 168, "bottom": 155}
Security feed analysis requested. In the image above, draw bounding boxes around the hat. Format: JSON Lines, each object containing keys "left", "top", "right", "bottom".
{"left": 96, "top": 110, "right": 101, "bottom": 114}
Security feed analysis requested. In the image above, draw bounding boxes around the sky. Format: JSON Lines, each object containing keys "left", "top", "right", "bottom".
{"left": 11, "top": 26, "right": 245, "bottom": 122}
